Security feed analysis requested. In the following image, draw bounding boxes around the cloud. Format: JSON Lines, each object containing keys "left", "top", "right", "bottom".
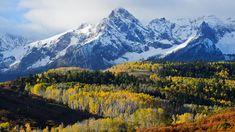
{"left": 18, "top": 0, "right": 188, "bottom": 31}
{"left": 19, "top": 0, "right": 114, "bottom": 31}
{"left": 1, "top": 0, "right": 235, "bottom": 39}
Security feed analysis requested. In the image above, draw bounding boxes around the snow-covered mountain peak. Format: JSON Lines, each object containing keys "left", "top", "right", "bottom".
{"left": 149, "top": 18, "right": 174, "bottom": 31}
{"left": 28, "top": 24, "right": 96, "bottom": 49}
{"left": 195, "top": 21, "right": 218, "bottom": 44}
{"left": 95, "top": 8, "right": 149, "bottom": 44}
{"left": 109, "top": 8, "right": 136, "bottom": 19}
{"left": 0, "top": 33, "right": 29, "bottom": 51}
{"left": 195, "top": 15, "right": 224, "bottom": 26}
{"left": 172, "top": 15, "right": 227, "bottom": 29}
{"left": 1, "top": 8, "right": 235, "bottom": 81}
{"left": 148, "top": 18, "right": 175, "bottom": 40}
{"left": 108, "top": 8, "right": 142, "bottom": 26}
{"left": 76, "top": 23, "right": 93, "bottom": 32}
{"left": 149, "top": 17, "right": 169, "bottom": 24}
{"left": 29, "top": 31, "right": 69, "bottom": 48}
{"left": 0, "top": 33, "right": 30, "bottom": 72}
{"left": 226, "top": 17, "right": 235, "bottom": 24}
{"left": 199, "top": 21, "right": 215, "bottom": 34}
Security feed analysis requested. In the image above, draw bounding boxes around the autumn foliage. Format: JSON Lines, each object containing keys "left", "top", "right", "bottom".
{"left": 2, "top": 61, "right": 235, "bottom": 131}
{"left": 138, "top": 108, "right": 235, "bottom": 132}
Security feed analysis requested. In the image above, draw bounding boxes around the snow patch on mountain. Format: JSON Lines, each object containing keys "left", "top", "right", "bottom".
{"left": 110, "top": 35, "right": 196, "bottom": 64}
{"left": 159, "top": 39, "right": 173, "bottom": 45}
{"left": 165, "top": 35, "right": 196, "bottom": 55}
{"left": 2, "top": 45, "right": 27, "bottom": 61}
{"left": 0, "top": 34, "right": 30, "bottom": 71}
{"left": 0, "top": 33, "right": 28, "bottom": 50}
{"left": 217, "top": 32, "right": 235, "bottom": 54}
{"left": 28, "top": 56, "right": 51, "bottom": 70}
{"left": 29, "top": 32, "right": 66, "bottom": 48}
{"left": 70, "top": 36, "right": 79, "bottom": 45}
{"left": 109, "top": 47, "right": 163, "bottom": 64}
{"left": 55, "top": 36, "right": 79, "bottom": 58}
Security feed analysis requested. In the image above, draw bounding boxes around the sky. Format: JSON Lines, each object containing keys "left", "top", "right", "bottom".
{"left": 0, "top": 0, "right": 235, "bottom": 39}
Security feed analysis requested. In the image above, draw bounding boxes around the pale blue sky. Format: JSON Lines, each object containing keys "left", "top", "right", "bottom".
{"left": 0, "top": 0, "right": 235, "bottom": 39}
{"left": 1, "top": 0, "right": 29, "bottom": 24}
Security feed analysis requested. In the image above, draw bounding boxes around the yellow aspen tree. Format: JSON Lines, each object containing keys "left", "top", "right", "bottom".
{"left": 25, "top": 123, "right": 31, "bottom": 132}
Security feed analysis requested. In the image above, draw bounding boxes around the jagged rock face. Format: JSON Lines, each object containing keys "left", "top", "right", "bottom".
{"left": 49, "top": 8, "right": 151, "bottom": 70}
{"left": 164, "top": 38, "right": 225, "bottom": 61}
{"left": 162, "top": 21, "right": 225, "bottom": 61}
{"left": 0, "top": 33, "right": 29, "bottom": 70}
{"left": 0, "top": 33, "right": 28, "bottom": 51}
{"left": 1, "top": 8, "right": 235, "bottom": 81}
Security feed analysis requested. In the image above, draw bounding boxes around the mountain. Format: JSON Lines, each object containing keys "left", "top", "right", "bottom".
{"left": 162, "top": 21, "right": 225, "bottom": 61}
{"left": 1, "top": 8, "right": 235, "bottom": 81}
{"left": 0, "top": 33, "right": 29, "bottom": 71}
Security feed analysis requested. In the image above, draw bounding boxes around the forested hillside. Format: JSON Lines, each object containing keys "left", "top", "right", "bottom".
{"left": 1, "top": 62, "right": 235, "bottom": 131}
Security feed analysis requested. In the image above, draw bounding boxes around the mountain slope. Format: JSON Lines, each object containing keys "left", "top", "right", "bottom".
{"left": 0, "top": 33, "right": 29, "bottom": 71}
{"left": 0, "top": 82, "right": 97, "bottom": 128}
{"left": 1, "top": 8, "right": 235, "bottom": 81}
{"left": 162, "top": 22, "right": 225, "bottom": 61}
